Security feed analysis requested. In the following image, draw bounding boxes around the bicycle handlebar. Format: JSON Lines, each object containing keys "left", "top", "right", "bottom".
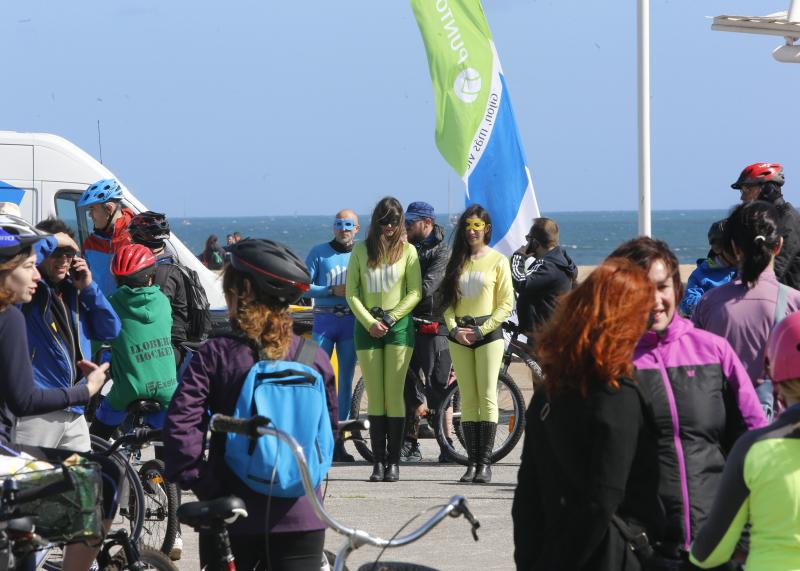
{"left": 102, "top": 428, "right": 162, "bottom": 455}
{"left": 209, "top": 414, "right": 480, "bottom": 560}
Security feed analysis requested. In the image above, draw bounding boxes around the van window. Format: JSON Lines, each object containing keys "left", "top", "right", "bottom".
{"left": 54, "top": 193, "right": 88, "bottom": 246}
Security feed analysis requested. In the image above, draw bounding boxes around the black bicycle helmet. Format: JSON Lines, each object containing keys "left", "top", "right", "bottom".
{"left": 129, "top": 211, "right": 171, "bottom": 246}
{"left": 227, "top": 238, "right": 310, "bottom": 304}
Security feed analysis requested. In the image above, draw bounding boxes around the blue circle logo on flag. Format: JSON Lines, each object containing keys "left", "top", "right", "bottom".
{"left": 453, "top": 68, "right": 482, "bottom": 103}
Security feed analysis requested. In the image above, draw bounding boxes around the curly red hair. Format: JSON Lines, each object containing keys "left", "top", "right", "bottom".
{"left": 535, "top": 257, "right": 654, "bottom": 397}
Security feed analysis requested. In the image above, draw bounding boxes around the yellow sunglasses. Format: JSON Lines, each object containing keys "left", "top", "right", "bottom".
{"left": 464, "top": 218, "right": 486, "bottom": 231}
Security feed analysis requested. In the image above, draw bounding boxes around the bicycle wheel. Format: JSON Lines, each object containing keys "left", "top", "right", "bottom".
{"left": 101, "top": 546, "right": 179, "bottom": 571}
{"left": 138, "top": 460, "right": 179, "bottom": 555}
{"left": 90, "top": 435, "right": 145, "bottom": 543}
{"left": 434, "top": 372, "right": 525, "bottom": 465}
{"left": 348, "top": 377, "right": 374, "bottom": 462}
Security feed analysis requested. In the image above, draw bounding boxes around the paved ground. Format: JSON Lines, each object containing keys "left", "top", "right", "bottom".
{"left": 171, "top": 362, "right": 532, "bottom": 570}
{"left": 172, "top": 434, "right": 522, "bottom": 571}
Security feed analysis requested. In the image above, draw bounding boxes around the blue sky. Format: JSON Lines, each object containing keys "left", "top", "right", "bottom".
{"left": 4, "top": 1, "right": 799, "bottom": 217}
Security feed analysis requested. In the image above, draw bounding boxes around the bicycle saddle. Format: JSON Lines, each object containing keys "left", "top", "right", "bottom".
{"left": 177, "top": 496, "right": 248, "bottom": 529}
{"left": 126, "top": 400, "right": 162, "bottom": 416}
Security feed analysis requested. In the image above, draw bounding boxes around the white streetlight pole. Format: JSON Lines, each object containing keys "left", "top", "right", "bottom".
{"left": 638, "top": 0, "right": 652, "bottom": 237}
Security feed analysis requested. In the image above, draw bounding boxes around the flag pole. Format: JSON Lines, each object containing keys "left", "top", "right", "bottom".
{"left": 638, "top": 0, "right": 652, "bottom": 237}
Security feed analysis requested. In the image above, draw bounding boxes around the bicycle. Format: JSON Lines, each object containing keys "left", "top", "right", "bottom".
{"left": 90, "top": 406, "right": 179, "bottom": 556}
{"left": 433, "top": 321, "right": 539, "bottom": 465}
{"left": 0, "top": 454, "right": 176, "bottom": 571}
{"left": 179, "top": 414, "right": 480, "bottom": 571}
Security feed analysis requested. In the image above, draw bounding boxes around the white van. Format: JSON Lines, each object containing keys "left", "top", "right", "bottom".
{"left": 0, "top": 131, "right": 226, "bottom": 316}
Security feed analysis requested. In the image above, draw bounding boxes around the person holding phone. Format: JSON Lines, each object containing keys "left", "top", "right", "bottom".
{"left": 17, "top": 217, "right": 121, "bottom": 452}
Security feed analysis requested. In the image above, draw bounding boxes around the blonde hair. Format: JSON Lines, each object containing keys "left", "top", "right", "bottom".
{"left": 223, "top": 265, "right": 293, "bottom": 360}
{"left": 778, "top": 379, "right": 800, "bottom": 406}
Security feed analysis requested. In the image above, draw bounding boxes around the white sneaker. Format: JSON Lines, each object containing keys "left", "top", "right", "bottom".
{"left": 169, "top": 536, "right": 183, "bottom": 561}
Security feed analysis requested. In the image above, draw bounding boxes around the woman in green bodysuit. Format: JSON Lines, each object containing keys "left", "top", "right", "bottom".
{"left": 442, "top": 204, "right": 514, "bottom": 484}
{"left": 346, "top": 197, "right": 422, "bottom": 483}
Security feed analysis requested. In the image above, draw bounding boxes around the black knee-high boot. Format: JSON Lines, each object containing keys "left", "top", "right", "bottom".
{"left": 368, "top": 415, "right": 387, "bottom": 482}
{"left": 473, "top": 421, "right": 497, "bottom": 484}
{"left": 384, "top": 417, "right": 405, "bottom": 482}
{"left": 459, "top": 422, "right": 479, "bottom": 482}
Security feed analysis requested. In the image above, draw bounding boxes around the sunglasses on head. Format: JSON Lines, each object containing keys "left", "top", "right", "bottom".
{"left": 464, "top": 218, "right": 486, "bottom": 231}
{"left": 52, "top": 247, "right": 77, "bottom": 258}
{"left": 334, "top": 219, "right": 356, "bottom": 231}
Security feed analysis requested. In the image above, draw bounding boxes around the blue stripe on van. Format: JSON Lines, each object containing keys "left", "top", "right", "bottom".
{"left": 0, "top": 181, "right": 25, "bottom": 205}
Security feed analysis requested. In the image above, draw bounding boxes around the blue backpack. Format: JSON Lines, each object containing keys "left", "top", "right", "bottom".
{"left": 224, "top": 337, "right": 334, "bottom": 498}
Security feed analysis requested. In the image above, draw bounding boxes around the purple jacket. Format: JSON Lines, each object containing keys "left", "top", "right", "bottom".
{"left": 633, "top": 315, "right": 766, "bottom": 549}
{"left": 163, "top": 333, "right": 338, "bottom": 535}
{"left": 693, "top": 269, "right": 800, "bottom": 386}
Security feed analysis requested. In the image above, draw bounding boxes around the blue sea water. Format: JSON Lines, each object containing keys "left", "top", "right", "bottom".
{"left": 174, "top": 210, "right": 728, "bottom": 266}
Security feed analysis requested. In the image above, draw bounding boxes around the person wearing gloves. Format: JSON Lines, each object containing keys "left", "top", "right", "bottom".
{"left": 441, "top": 204, "right": 514, "bottom": 484}
{"left": 345, "top": 197, "right": 421, "bottom": 483}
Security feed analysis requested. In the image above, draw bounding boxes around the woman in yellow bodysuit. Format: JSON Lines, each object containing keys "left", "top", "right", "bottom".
{"left": 442, "top": 204, "right": 514, "bottom": 484}
{"left": 346, "top": 197, "right": 421, "bottom": 483}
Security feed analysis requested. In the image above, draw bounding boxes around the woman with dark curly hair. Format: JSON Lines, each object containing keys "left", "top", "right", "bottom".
{"left": 612, "top": 236, "right": 765, "bottom": 566}
{"left": 512, "top": 258, "right": 663, "bottom": 571}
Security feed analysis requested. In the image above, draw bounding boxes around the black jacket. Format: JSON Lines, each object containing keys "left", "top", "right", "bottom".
{"left": 411, "top": 224, "right": 449, "bottom": 325}
{"left": 512, "top": 378, "right": 664, "bottom": 571}
{"left": 511, "top": 246, "right": 577, "bottom": 332}
{"left": 771, "top": 197, "right": 800, "bottom": 289}
{"left": 155, "top": 255, "right": 190, "bottom": 345}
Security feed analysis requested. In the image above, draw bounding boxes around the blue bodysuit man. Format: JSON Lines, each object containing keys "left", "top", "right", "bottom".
{"left": 305, "top": 209, "right": 360, "bottom": 462}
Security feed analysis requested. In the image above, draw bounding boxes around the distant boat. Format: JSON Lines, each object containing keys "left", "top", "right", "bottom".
{"left": 181, "top": 219, "right": 191, "bottom": 225}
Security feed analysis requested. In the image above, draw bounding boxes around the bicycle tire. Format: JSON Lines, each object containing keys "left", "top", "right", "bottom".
{"left": 356, "top": 563, "right": 440, "bottom": 571}
{"left": 348, "top": 377, "right": 374, "bottom": 463}
{"left": 434, "top": 372, "right": 525, "bottom": 465}
{"left": 138, "top": 460, "right": 179, "bottom": 555}
{"left": 100, "top": 545, "right": 179, "bottom": 571}
{"left": 90, "top": 435, "right": 145, "bottom": 543}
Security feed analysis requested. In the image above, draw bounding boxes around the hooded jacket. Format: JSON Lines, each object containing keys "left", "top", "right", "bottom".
{"left": 24, "top": 277, "right": 120, "bottom": 413}
{"left": 632, "top": 315, "right": 767, "bottom": 549}
{"left": 411, "top": 224, "right": 449, "bottom": 326}
{"left": 82, "top": 207, "right": 135, "bottom": 296}
{"left": 106, "top": 285, "right": 176, "bottom": 411}
{"left": 511, "top": 245, "right": 577, "bottom": 332}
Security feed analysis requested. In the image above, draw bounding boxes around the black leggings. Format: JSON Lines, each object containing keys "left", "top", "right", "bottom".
{"left": 199, "top": 529, "right": 325, "bottom": 571}
{"left": 11, "top": 443, "right": 124, "bottom": 519}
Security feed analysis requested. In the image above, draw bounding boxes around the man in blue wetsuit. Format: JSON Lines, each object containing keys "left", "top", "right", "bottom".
{"left": 305, "top": 209, "right": 360, "bottom": 462}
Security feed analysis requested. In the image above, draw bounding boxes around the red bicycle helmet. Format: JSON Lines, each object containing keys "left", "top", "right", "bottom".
{"left": 765, "top": 312, "right": 800, "bottom": 383}
{"left": 731, "top": 163, "right": 785, "bottom": 189}
{"left": 112, "top": 244, "right": 156, "bottom": 277}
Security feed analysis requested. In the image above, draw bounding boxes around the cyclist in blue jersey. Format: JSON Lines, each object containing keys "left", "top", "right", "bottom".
{"left": 305, "top": 209, "right": 360, "bottom": 462}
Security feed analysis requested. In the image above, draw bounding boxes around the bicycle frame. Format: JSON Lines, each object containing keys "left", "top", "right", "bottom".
{"left": 210, "top": 415, "right": 479, "bottom": 571}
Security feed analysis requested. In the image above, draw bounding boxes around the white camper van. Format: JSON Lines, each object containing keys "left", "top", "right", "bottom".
{"left": 0, "top": 131, "right": 226, "bottom": 315}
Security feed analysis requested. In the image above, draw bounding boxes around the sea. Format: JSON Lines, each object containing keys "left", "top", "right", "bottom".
{"left": 174, "top": 210, "right": 728, "bottom": 266}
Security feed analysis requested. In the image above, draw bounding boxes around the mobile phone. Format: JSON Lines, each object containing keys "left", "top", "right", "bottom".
{"left": 69, "top": 260, "right": 86, "bottom": 281}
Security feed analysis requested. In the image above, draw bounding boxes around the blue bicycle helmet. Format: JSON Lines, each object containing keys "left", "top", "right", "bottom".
{"left": 78, "top": 179, "right": 123, "bottom": 208}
